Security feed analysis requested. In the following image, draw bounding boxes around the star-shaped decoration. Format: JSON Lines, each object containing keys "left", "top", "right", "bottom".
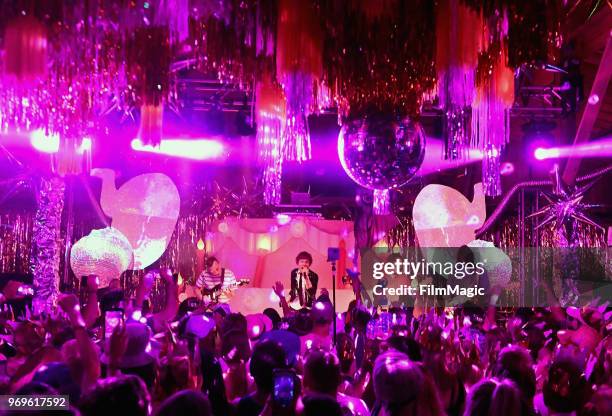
{"left": 208, "top": 182, "right": 235, "bottom": 219}
{"left": 230, "top": 177, "right": 265, "bottom": 218}
{"left": 528, "top": 166, "right": 609, "bottom": 306}
{"left": 528, "top": 171, "right": 603, "bottom": 233}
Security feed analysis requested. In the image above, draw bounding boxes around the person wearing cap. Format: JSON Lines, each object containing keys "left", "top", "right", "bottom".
{"left": 246, "top": 313, "right": 273, "bottom": 341}
{"left": 300, "top": 295, "right": 334, "bottom": 356}
{"left": 102, "top": 321, "right": 157, "bottom": 390}
{"left": 259, "top": 330, "right": 301, "bottom": 368}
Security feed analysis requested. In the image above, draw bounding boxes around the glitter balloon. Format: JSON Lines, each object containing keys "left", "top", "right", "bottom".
{"left": 70, "top": 227, "right": 134, "bottom": 288}
{"left": 338, "top": 114, "right": 425, "bottom": 191}
{"left": 467, "top": 239, "right": 512, "bottom": 288}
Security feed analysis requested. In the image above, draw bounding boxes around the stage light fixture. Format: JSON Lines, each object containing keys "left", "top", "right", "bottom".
{"left": 533, "top": 136, "right": 612, "bottom": 160}
{"left": 131, "top": 138, "right": 225, "bottom": 160}
{"left": 30, "top": 129, "right": 59, "bottom": 153}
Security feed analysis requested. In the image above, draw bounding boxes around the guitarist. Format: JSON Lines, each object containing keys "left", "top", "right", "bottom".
{"left": 196, "top": 256, "right": 237, "bottom": 304}
{"left": 289, "top": 251, "right": 319, "bottom": 309}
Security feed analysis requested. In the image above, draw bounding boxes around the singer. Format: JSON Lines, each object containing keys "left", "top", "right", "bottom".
{"left": 289, "top": 251, "right": 319, "bottom": 309}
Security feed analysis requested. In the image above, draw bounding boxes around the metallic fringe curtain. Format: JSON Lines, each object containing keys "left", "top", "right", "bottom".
{"left": 30, "top": 177, "right": 65, "bottom": 313}
{"left": 0, "top": 213, "right": 32, "bottom": 274}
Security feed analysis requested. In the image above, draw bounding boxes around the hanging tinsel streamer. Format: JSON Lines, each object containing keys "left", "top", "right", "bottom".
{"left": 256, "top": 76, "right": 286, "bottom": 205}
{"left": 384, "top": 216, "right": 417, "bottom": 250}
{"left": 0, "top": 2, "right": 124, "bottom": 140}
{"left": 461, "top": 0, "right": 563, "bottom": 196}
{"left": 158, "top": 214, "right": 210, "bottom": 284}
{"left": 505, "top": 0, "right": 563, "bottom": 69}
{"left": 3, "top": 15, "right": 47, "bottom": 83}
{"left": 52, "top": 137, "right": 92, "bottom": 177}
{"left": 461, "top": 0, "right": 562, "bottom": 67}
{"left": 436, "top": 0, "right": 481, "bottom": 160}
{"left": 280, "top": 74, "right": 314, "bottom": 162}
{"left": 472, "top": 14, "right": 514, "bottom": 197}
{"left": 190, "top": 0, "right": 276, "bottom": 87}
{"left": 30, "top": 177, "right": 65, "bottom": 314}
{"left": 0, "top": 213, "right": 33, "bottom": 274}
{"left": 373, "top": 189, "right": 390, "bottom": 216}
{"left": 317, "top": 0, "right": 436, "bottom": 120}
{"left": 155, "top": 0, "right": 190, "bottom": 44}
{"left": 128, "top": 26, "right": 171, "bottom": 146}
{"left": 276, "top": 0, "right": 323, "bottom": 162}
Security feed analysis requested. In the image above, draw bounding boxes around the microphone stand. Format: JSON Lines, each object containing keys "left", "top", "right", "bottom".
{"left": 331, "top": 260, "right": 337, "bottom": 346}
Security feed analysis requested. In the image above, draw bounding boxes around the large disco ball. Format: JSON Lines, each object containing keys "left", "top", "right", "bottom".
{"left": 70, "top": 227, "right": 134, "bottom": 288}
{"left": 338, "top": 114, "right": 425, "bottom": 190}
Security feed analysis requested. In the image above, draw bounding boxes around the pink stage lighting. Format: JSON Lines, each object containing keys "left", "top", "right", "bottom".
{"left": 131, "top": 138, "right": 225, "bottom": 160}
{"left": 534, "top": 136, "right": 612, "bottom": 161}
{"left": 417, "top": 139, "right": 485, "bottom": 176}
{"left": 30, "top": 129, "right": 59, "bottom": 153}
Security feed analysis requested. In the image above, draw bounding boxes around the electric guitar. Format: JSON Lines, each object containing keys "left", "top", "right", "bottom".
{"left": 202, "top": 278, "right": 250, "bottom": 304}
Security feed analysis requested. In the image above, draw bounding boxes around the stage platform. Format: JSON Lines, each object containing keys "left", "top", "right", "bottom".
{"left": 227, "top": 287, "right": 355, "bottom": 315}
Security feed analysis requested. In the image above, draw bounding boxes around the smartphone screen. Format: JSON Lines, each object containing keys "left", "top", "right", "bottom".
{"left": 104, "top": 309, "right": 124, "bottom": 339}
{"left": 273, "top": 370, "right": 295, "bottom": 408}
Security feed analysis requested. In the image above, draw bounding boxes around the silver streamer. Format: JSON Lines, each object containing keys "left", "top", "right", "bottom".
{"left": 30, "top": 176, "right": 65, "bottom": 313}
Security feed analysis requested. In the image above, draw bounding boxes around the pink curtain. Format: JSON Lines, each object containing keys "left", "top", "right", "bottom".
{"left": 208, "top": 217, "right": 355, "bottom": 290}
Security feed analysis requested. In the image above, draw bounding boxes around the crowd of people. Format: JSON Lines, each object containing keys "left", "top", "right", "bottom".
{"left": 0, "top": 264, "right": 610, "bottom": 416}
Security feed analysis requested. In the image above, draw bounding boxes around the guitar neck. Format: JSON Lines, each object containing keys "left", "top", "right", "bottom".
{"left": 207, "top": 279, "right": 250, "bottom": 296}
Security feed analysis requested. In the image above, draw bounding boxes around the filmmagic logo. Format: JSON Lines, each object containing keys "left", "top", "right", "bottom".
{"left": 372, "top": 283, "right": 486, "bottom": 299}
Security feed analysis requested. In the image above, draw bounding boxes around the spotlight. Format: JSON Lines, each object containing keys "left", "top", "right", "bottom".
{"left": 588, "top": 94, "right": 599, "bottom": 105}
{"left": 533, "top": 136, "right": 612, "bottom": 160}
{"left": 534, "top": 147, "right": 555, "bottom": 160}
{"left": 523, "top": 119, "right": 557, "bottom": 166}
{"left": 30, "top": 130, "right": 59, "bottom": 153}
{"left": 131, "top": 138, "right": 225, "bottom": 160}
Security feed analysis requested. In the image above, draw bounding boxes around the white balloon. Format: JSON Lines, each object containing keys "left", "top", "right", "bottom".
{"left": 91, "top": 169, "right": 180, "bottom": 269}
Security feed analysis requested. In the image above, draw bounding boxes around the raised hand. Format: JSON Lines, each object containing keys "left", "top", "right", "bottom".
{"left": 109, "top": 321, "right": 128, "bottom": 368}
{"left": 58, "top": 294, "right": 80, "bottom": 314}
{"left": 58, "top": 293, "right": 87, "bottom": 328}
{"left": 273, "top": 281, "right": 285, "bottom": 298}
{"left": 86, "top": 275, "right": 99, "bottom": 293}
